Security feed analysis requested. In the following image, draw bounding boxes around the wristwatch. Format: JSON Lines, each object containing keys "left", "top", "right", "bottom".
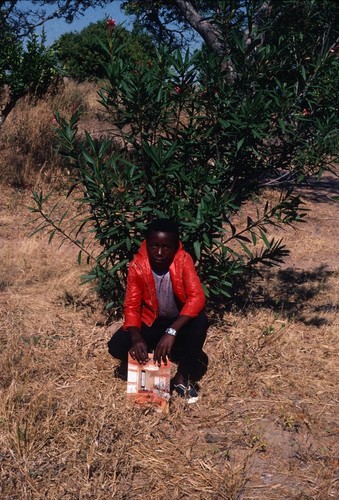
{"left": 165, "top": 327, "right": 177, "bottom": 337}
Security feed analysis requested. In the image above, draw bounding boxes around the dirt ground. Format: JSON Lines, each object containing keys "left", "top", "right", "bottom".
{"left": 0, "top": 172, "right": 338, "bottom": 499}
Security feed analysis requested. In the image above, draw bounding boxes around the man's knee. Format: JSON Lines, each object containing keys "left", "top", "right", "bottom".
{"left": 107, "top": 327, "right": 130, "bottom": 361}
{"left": 186, "top": 311, "right": 209, "bottom": 341}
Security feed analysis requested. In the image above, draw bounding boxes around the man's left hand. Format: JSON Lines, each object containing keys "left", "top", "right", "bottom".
{"left": 154, "top": 334, "right": 176, "bottom": 366}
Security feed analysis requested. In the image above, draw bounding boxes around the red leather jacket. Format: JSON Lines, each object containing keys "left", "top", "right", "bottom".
{"left": 123, "top": 241, "right": 205, "bottom": 330}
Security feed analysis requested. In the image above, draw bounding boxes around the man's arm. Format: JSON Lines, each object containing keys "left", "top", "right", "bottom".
{"left": 123, "top": 264, "right": 144, "bottom": 329}
{"left": 124, "top": 265, "right": 149, "bottom": 364}
{"left": 153, "top": 314, "right": 193, "bottom": 365}
{"left": 180, "top": 253, "right": 205, "bottom": 317}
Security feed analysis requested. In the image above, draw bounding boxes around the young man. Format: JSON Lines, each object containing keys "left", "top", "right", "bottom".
{"left": 108, "top": 218, "right": 208, "bottom": 402}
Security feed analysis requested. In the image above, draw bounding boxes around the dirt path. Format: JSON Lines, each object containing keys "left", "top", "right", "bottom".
{"left": 0, "top": 175, "right": 338, "bottom": 499}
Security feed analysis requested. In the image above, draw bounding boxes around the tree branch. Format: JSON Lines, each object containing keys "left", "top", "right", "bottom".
{"left": 174, "top": 0, "right": 224, "bottom": 55}
{"left": 173, "top": 0, "right": 237, "bottom": 82}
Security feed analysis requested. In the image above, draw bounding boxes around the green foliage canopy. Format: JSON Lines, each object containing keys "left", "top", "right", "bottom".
{"left": 121, "top": 0, "right": 339, "bottom": 54}
{"left": 53, "top": 20, "right": 156, "bottom": 81}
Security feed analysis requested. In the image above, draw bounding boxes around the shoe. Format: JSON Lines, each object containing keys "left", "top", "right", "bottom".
{"left": 173, "top": 383, "right": 199, "bottom": 404}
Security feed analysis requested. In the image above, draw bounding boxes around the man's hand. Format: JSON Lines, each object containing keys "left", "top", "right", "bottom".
{"left": 154, "top": 334, "right": 176, "bottom": 366}
{"left": 129, "top": 328, "right": 149, "bottom": 365}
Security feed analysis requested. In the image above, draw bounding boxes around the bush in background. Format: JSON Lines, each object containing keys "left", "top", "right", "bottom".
{"left": 53, "top": 20, "right": 156, "bottom": 81}
{"left": 0, "top": 25, "right": 57, "bottom": 125}
{"left": 31, "top": 8, "right": 338, "bottom": 315}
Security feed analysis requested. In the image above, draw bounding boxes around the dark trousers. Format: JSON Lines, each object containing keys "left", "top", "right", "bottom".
{"left": 108, "top": 312, "right": 209, "bottom": 382}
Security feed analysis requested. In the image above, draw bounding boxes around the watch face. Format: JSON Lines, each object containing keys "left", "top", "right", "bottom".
{"left": 166, "top": 328, "right": 177, "bottom": 336}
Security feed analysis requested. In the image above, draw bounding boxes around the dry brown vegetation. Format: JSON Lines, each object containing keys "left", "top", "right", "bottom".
{"left": 0, "top": 86, "right": 338, "bottom": 499}
{"left": 0, "top": 80, "right": 103, "bottom": 188}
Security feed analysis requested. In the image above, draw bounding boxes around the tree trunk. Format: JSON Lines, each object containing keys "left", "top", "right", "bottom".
{"left": 0, "top": 87, "right": 18, "bottom": 127}
{"left": 173, "top": 0, "right": 237, "bottom": 82}
{"left": 174, "top": 0, "right": 224, "bottom": 55}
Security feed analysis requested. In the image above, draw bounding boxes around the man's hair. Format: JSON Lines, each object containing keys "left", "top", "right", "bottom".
{"left": 146, "top": 218, "right": 180, "bottom": 241}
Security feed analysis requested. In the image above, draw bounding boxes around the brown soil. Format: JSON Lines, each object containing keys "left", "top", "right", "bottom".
{"left": 0, "top": 173, "right": 338, "bottom": 499}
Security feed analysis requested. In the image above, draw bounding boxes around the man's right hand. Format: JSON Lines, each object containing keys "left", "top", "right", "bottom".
{"left": 129, "top": 328, "right": 149, "bottom": 364}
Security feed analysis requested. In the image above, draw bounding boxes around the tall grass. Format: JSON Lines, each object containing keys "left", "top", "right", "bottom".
{"left": 0, "top": 80, "right": 101, "bottom": 188}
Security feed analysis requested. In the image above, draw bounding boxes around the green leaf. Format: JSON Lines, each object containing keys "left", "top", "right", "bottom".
{"left": 193, "top": 241, "right": 201, "bottom": 260}
{"left": 148, "top": 184, "right": 156, "bottom": 196}
{"left": 239, "top": 241, "right": 253, "bottom": 258}
{"left": 29, "top": 224, "right": 49, "bottom": 237}
{"left": 110, "top": 259, "right": 129, "bottom": 274}
{"left": 236, "top": 138, "right": 245, "bottom": 152}
{"left": 259, "top": 229, "right": 271, "bottom": 249}
{"left": 48, "top": 230, "right": 56, "bottom": 244}
{"left": 218, "top": 118, "right": 230, "bottom": 129}
{"left": 278, "top": 119, "right": 286, "bottom": 133}
{"left": 250, "top": 231, "right": 257, "bottom": 245}
{"left": 77, "top": 250, "right": 82, "bottom": 265}
{"left": 81, "top": 149, "right": 96, "bottom": 166}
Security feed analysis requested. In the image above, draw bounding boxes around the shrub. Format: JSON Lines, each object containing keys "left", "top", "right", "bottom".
{"left": 0, "top": 28, "right": 58, "bottom": 125}
{"left": 30, "top": 17, "right": 338, "bottom": 316}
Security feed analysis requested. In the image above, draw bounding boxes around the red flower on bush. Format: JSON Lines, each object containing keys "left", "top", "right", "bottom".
{"left": 302, "top": 108, "right": 310, "bottom": 116}
{"left": 174, "top": 80, "right": 190, "bottom": 95}
{"left": 107, "top": 18, "right": 116, "bottom": 28}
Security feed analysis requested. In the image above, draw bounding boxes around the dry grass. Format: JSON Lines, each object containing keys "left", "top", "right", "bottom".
{"left": 0, "top": 169, "right": 338, "bottom": 499}
{"left": 0, "top": 80, "right": 103, "bottom": 189}
{"left": 1, "top": 87, "right": 338, "bottom": 497}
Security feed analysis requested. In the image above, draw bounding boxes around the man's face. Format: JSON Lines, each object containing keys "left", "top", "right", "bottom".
{"left": 146, "top": 231, "right": 178, "bottom": 273}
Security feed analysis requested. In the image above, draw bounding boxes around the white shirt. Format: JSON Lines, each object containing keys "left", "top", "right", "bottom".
{"left": 152, "top": 271, "right": 179, "bottom": 318}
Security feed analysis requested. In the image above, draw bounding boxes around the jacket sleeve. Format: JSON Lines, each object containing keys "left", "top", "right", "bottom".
{"left": 180, "top": 253, "right": 205, "bottom": 317}
{"left": 123, "top": 264, "right": 143, "bottom": 330}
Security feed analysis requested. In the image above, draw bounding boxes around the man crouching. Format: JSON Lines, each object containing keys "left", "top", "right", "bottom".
{"left": 108, "top": 218, "right": 208, "bottom": 403}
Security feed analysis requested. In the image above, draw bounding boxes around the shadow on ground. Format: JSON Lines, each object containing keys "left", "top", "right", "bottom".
{"left": 297, "top": 174, "right": 339, "bottom": 204}
{"left": 249, "top": 264, "right": 337, "bottom": 326}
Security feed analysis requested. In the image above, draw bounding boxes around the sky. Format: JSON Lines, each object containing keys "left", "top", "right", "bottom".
{"left": 23, "top": 1, "right": 132, "bottom": 46}
{"left": 23, "top": 1, "right": 202, "bottom": 51}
